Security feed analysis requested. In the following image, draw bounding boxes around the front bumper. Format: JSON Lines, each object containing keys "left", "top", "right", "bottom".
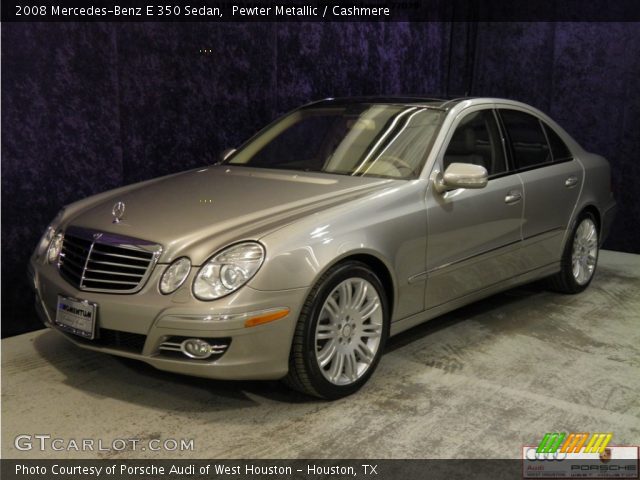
{"left": 29, "top": 259, "right": 309, "bottom": 380}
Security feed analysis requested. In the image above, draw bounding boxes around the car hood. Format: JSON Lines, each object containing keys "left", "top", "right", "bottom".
{"left": 67, "top": 165, "right": 392, "bottom": 264}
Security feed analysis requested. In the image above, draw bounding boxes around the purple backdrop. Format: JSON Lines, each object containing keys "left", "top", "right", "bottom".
{"left": 2, "top": 22, "right": 639, "bottom": 337}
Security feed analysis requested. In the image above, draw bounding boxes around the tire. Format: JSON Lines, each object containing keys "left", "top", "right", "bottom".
{"left": 284, "top": 261, "right": 390, "bottom": 399}
{"left": 548, "top": 211, "right": 599, "bottom": 294}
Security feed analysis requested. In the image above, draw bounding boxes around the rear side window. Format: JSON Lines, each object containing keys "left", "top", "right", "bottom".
{"left": 543, "top": 124, "right": 573, "bottom": 161}
{"left": 500, "top": 110, "right": 551, "bottom": 169}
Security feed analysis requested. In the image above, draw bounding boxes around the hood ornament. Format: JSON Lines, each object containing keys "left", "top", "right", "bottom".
{"left": 112, "top": 201, "right": 126, "bottom": 224}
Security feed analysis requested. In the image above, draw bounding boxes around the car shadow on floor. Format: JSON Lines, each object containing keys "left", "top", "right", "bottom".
{"left": 31, "top": 281, "right": 549, "bottom": 409}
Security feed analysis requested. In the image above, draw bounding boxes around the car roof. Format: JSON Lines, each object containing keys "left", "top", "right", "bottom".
{"left": 303, "top": 96, "right": 468, "bottom": 110}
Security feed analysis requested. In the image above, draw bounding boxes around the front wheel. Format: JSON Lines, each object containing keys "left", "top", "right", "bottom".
{"left": 548, "top": 212, "right": 599, "bottom": 294}
{"left": 284, "top": 261, "right": 389, "bottom": 399}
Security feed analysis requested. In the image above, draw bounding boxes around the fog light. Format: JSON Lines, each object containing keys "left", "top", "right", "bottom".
{"left": 180, "top": 338, "right": 212, "bottom": 359}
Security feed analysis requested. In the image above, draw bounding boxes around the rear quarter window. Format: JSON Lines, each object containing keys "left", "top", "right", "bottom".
{"left": 543, "top": 123, "right": 573, "bottom": 162}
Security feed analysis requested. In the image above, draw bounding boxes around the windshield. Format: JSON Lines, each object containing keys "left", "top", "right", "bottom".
{"left": 226, "top": 105, "right": 444, "bottom": 179}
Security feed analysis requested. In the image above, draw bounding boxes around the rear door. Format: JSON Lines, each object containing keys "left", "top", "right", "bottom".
{"left": 497, "top": 109, "right": 583, "bottom": 270}
{"left": 424, "top": 107, "right": 525, "bottom": 309}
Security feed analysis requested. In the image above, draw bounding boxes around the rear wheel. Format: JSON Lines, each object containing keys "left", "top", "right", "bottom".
{"left": 548, "top": 212, "right": 599, "bottom": 293}
{"left": 284, "top": 261, "right": 389, "bottom": 399}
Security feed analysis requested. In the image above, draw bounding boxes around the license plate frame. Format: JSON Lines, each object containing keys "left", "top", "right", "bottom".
{"left": 55, "top": 295, "right": 97, "bottom": 339}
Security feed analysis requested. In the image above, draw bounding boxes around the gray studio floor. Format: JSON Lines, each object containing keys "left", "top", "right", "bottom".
{"left": 2, "top": 250, "right": 639, "bottom": 459}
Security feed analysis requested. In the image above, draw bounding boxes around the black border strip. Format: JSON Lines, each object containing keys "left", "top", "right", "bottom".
{"left": 3, "top": 0, "right": 640, "bottom": 22}
{"left": 3, "top": 458, "right": 639, "bottom": 480}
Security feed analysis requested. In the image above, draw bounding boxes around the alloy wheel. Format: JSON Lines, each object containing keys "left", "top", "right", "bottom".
{"left": 571, "top": 218, "right": 598, "bottom": 285}
{"left": 314, "top": 278, "right": 383, "bottom": 386}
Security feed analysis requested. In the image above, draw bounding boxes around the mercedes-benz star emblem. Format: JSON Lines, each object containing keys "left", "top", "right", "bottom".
{"left": 112, "top": 201, "right": 126, "bottom": 224}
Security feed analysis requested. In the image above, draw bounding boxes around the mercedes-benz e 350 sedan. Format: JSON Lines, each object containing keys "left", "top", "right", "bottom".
{"left": 29, "top": 97, "right": 616, "bottom": 399}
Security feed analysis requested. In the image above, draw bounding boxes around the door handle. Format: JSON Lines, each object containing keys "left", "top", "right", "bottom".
{"left": 504, "top": 190, "right": 522, "bottom": 205}
{"left": 565, "top": 175, "right": 578, "bottom": 188}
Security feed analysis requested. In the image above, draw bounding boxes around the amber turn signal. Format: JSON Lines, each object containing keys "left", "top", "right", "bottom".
{"left": 244, "top": 308, "right": 290, "bottom": 328}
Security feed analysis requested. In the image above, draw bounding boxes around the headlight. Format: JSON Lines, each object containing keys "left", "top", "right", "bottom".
{"left": 193, "top": 242, "right": 265, "bottom": 300}
{"left": 35, "top": 209, "right": 65, "bottom": 259}
{"left": 47, "top": 233, "right": 64, "bottom": 264}
{"left": 159, "top": 257, "right": 191, "bottom": 294}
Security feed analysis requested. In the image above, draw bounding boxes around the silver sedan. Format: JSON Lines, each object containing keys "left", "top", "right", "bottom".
{"left": 29, "top": 97, "right": 617, "bottom": 399}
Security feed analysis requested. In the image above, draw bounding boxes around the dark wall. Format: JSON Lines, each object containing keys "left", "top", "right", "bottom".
{"left": 2, "top": 22, "right": 638, "bottom": 338}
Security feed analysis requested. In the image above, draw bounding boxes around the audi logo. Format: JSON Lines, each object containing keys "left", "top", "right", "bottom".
{"left": 525, "top": 448, "right": 568, "bottom": 461}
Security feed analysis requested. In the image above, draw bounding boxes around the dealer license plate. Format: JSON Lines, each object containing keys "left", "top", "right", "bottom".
{"left": 55, "top": 295, "right": 97, "bottom": 339}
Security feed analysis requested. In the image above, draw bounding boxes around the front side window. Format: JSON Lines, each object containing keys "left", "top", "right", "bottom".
{"left": 443, "top": 110, "right": 506, "bottom": 176}
{"left": 226, "top": 105, "right": 444, "bottom": 179}
{"left": 500, "top": 109, "right": 551, "bottom": 169}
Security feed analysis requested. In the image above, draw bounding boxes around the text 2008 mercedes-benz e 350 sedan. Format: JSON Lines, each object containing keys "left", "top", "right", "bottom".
{"left": 29, "top": 97, "right": 616, "bottom": 399}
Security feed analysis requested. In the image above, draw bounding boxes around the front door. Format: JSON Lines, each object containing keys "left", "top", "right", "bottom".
{"left": 425, "top": 108, "right": 524, "bottom": 308}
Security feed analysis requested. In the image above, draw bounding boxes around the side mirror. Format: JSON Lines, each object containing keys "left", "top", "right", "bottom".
{"left": 220, "top": 148, "right": 236, "bottom": 162}
{"left": 433, "top": 162, "right": 488, "bottom": 193}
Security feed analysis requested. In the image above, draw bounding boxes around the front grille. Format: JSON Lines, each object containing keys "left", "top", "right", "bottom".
{"left": 59, "top": 226, "right": 162, "bottom": 293}
{"left": 67, "top": 328, "right": 147, "bottom": 353}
